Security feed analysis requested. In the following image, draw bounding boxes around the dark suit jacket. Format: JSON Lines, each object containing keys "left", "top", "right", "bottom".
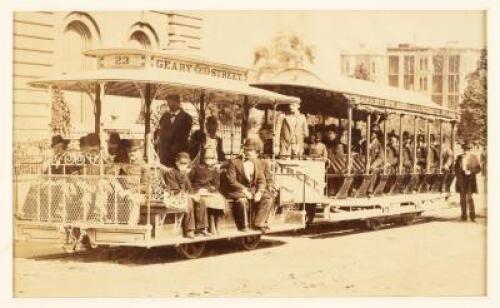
{"left": 455, "top": 153, "right": 480, "bottom": 194}
{"left": 223, "top": 157, "right": 266, "bottom": 199}
{"left": 189, "top": 164, "right": 220, "bottom": 192}
{"left": 158, "top": 109, "right": 193, "bottom": 166}
{"left": 163, "top": 167, "right": 193, "bottom": 194}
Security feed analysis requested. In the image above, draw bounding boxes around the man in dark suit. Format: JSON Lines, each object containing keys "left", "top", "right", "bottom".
{"left": 455, "top": 142, "right": 481, "bottom": 222}
{"left": 224, "top": 138, "right": 272, "bottom": 232}
{"left": 157, "top": 94, "right": 193, "bottom": 167}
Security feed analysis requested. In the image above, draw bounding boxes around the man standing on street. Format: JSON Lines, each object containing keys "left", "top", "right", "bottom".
{"left": 157, "top": 94, "right": 193, "bottom": 167}
{"left": 454, "top": 142, "right": 481, "bottom": 222}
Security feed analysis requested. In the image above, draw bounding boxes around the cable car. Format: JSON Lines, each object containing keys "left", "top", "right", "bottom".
{"left": 252, "top": 68, "right": 459, "bottom": 229}
{"left": 14, "top": 48, "right": 306, "bottom": 259}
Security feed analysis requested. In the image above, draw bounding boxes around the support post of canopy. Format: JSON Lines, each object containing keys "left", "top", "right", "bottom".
{"left": 272, "top": 102, "right": 277, "bottom": 161}
{"left": 242, "top": 95, "right": 250, "bottom": 143}
{"left": 426, "top": 118, "right": 431, "bottom": 174}
{"left": 144, "top": 83, "right": 152, "bottom": 162}
{"left": 94, "top": 83, "right": 102, "bottom": 137}
{"left": 451, "top": 120, "right": 456, "bottom": 162}
{"left": 412, "top": 116, "right": 417, "bottom": 174}
{"left": 398, "top": 114, "right": 404, "bottom": 174}
{"left": 96, "top": 82, "right": 106, "bottom": 175}
{"left": 383, "top": 112, "right": 388, "bottom": 175}
{"left": 346, "top": 105, "right": 353, "bottom": 175}
{"left": 365, "top": 113, "right": 371, "bottom": 174}
{"left": 230, "top": 101, "right": 235, "bottom": 158}
{"left": 199, "top": 92, "right": 206, "bottom": 135}
{"left": 144, "top": 84, "right": 152, "bottom": 228}
{"left": 438, "top": 120, "right": 443, "bottom": 173}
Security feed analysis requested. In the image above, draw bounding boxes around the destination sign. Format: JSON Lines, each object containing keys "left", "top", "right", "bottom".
{"left": 152, "top": 56, "right": 248, "bottom": 81}
{"left": 96, "top": 52, "right": 249, "bottom": 82}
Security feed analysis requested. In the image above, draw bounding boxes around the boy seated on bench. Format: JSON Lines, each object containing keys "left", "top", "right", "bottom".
{"left": 163, "top": 152, "right": 208, "bottom": 238}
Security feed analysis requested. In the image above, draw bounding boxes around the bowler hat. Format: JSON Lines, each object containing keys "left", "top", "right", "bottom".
{"left": 242, "top": 138, "right": 261, "bottom": 151}
{"left": 165, "top": 94, "right": 181, "bottom": 102}
{"left": 51, "top": 134, "right": 69, "bottom": 148}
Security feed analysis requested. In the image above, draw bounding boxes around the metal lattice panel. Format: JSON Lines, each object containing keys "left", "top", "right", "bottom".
{"left": 19, "top": 175, "right": 141, "bottom": 225}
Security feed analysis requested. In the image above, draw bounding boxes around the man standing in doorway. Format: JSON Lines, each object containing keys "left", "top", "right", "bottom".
{"left": 454, "top": 142, "right": 481, "bottom": 222}
{"left": 157, "top": 94, "right": 193, "bottom": 167}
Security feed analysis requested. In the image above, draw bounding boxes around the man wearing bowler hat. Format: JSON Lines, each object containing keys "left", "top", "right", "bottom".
{"left": 157, "top": 94, "right": 193, "bottom": 167}
{"left": 454, "top": 141, "right": 481, "bottom": 222}
{"left": 224, "top": 137, "right": 272, "bottom": 232}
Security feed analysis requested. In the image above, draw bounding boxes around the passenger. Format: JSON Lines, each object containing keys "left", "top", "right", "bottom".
{"left": 189, "top": 116, "right": 226, "bottom": 162}
{"left": 224, "top": 138, "right": 272, "bottom": 232}
{"left": 276, "top": 101, "right": 309, "bottom": 158}
{"left": 120, "top": 140, "right": 147, "bottom": 193}
{"left": 44, "top": 134, "right": 70, "bottom": 175}
{"left": 402, "top": 131, "right": 414, "bottom": 172}
{"left": 386, "top": 135, "right": 400, "bottom": 173}
{"left": 158, "top": 94, "right": 193, "bottom": 167}
{"left": 119, "top": 139, "right": 146, "bottom": 225}
{"left": 351, "top": 125, "right": 362, "bottom": 153}
{"left": 308, "top": 131, "right": 328, "bottom": 159}
{"left": 107, "top": 132, "right": 129, "bottom": 164}
{"left": 79, "top": 135, "right": 90, "bottom": 157}
{"left": 258, "top": 126, "right": 274, "bottom": 156}
{"left": 361, "top": 130, "right": 384, "bottom": 171}
{"left": 429, "top": 134, "right": 440, "bottom": 170}
{"left": 441, "top": 136, "right": 454, "bottom": 171}
{"left": 304, "top": 134, "right": 315, "bottom": 156}
{"left": 354, "top": 128, "right": 367, "bottom": 154}
{"left": 163, "top": 152, "right": 205, "bottom": 238}
{"left": 84, "top": 133, "right": 102, "bottom": 173}
{"left": 190, "top": 148, "right": 225, "bottom": 235}
{"left": 323, "top": 125, "right": 337, "bottom": 160}
{"left": 416, "top": 134, "right": 427, "bottom": 170}
{"left": 334, "top": 129, "right": 349, "bottom": 156}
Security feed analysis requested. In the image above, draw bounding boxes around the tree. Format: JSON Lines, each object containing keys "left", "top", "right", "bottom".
{"left": 457, "top": 49, "right": 487, "bottom": 146}
{"left": 353, "top": 62, "right": 370, "bottom": 81}
{"left": 252, "top": 31, "right": 316, "bottom": 81}
{"left": 49, "top": 88, "right": 71, "bottom": 136}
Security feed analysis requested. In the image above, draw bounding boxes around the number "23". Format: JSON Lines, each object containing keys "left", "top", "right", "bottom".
{"left": 115, "top": 56, "right": 130, "bottom": 65}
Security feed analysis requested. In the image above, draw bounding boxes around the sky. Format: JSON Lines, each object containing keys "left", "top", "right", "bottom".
{"left": 199, "top": 11, "right": 486, "bottom": 78}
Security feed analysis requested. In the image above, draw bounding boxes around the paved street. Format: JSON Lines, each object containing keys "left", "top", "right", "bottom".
{"left": 14, "top": 200, "right": 486, "bottom": 297}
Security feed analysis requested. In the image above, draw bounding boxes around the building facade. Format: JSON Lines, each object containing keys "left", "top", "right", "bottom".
{"left": 340, "top": 44, "right": 386, "bottom": 84}
{"left": 340, "top": 43, "right": 482, "bottom": 110}
{"left": 14, "top": 11, "right": 203, "bottom": 142}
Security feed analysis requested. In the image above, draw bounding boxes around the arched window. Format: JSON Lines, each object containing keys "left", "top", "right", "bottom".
{"left": 129, "top": 30, "right": 152, "bottom": 50}
{"left": 62, "top": 21, "right": 93, "bottom": 74}
{"left": 60, "top": 15, "right": 100, "bottom": 128}
{"left": 127, "top": 22, "right": 159, "bottom": 50}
